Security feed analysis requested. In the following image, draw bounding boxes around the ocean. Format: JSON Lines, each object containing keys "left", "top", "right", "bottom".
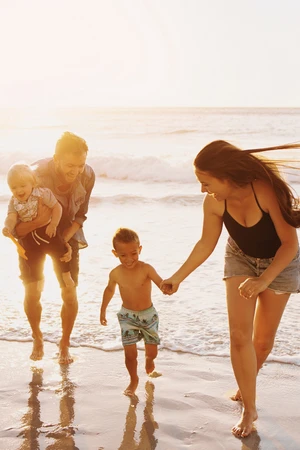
{"left": 1, "top": 107, "right": 300, "bottom": 366}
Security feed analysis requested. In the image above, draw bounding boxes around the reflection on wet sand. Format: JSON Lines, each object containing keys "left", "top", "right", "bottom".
{"left": 18, "top": 365, "right": 78, "bottom": 450}
{"left": 118, "top": 380, "right": 158, "bottom": 450}
{"left": 18, "top": 367, "right": 43, "bottom": 450}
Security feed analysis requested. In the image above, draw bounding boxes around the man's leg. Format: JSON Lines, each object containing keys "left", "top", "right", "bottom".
{"left": 59, "top": 285, "right": 78, "bottom": 364}
{"left": 24, "top": 280, "right": 44, "bottom": 360}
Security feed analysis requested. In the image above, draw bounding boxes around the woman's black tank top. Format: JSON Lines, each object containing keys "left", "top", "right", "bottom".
{"left": 223, "top": 184, "right": 281, "bottom": 258}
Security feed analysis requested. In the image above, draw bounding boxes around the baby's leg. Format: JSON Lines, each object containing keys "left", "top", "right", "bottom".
{"left": 123, "top": 344, "right": 139, "bottom": 396}
{"left": 62, "top": 271, "right": 75, "bottom": 287}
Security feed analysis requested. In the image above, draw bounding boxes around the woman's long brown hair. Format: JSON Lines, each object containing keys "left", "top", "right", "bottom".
{"left": 194, "top": 140, "right": 300, "bottom": 227}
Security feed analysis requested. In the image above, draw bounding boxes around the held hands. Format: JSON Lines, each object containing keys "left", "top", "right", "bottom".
{"left": 160, "top": 278, "right": 180, "bottom": 295}
{"left": 238, "top": 277, "right": 269, "bottom": 299}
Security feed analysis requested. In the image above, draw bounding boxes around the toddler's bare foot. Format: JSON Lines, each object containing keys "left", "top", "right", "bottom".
{"left": 148, "top": 370, "right": 162, "bottom": 378}
{"left": 145, "top": 357, "right": 155, "bottom": 375}
{"left": 58, "top": 342, "right": 73, "bottom": 364}
{"left": 62, "top": 272, "right": 75, "bottom": 287}
{"left": 30, "top": 337, "right": 44, "bottom": 360}
{"left": 231, "top": 388, "right": 243, "bottom": 402}
{"left": 123, "top": 377, "right": 139, "bottom": 397}
{"left": 232, "top": 408, "right": 258, "bottom": 438}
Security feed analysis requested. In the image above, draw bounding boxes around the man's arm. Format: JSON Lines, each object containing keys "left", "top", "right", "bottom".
{"left": 74, "top": 167, "right": 95, "bottom": 227}
{"left": 63, "top": 167, "right": 95, "bottom": 242}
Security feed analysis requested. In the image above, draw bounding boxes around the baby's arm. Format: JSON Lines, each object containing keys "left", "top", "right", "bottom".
{"left": 100, "top": 271, "right": 117, "bottom": 326}
{"left": 45, "top": 202, "right": 62, "bottom": 238}
{"left": 2, "top": 212, "right": 18, "bottom": 236}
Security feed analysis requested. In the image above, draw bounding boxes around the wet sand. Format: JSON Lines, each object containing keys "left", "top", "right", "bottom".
{"left": 0, "top": 341, "right": 299, "bottom": 449}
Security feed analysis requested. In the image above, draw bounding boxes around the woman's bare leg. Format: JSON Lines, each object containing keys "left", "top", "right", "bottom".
{"left": 226, "top": 277, "right": 258, "bottom": 438}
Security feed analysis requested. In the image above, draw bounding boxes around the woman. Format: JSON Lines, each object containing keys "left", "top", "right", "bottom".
{"left": 161, "top": 140, "right": 300, "bottom": 438}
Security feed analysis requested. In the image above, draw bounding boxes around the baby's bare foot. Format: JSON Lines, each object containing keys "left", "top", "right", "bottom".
{"left": 232, "top": 408, "right": 258, "bottom": 438}
{"left": 123, "top": 377, "right": 139, "bottom": 397}
{"left": 62, "top": 272, "right": 75, "bottom": 287}
{"left": 30, "top": 337, "right": 44, "bottom": 361}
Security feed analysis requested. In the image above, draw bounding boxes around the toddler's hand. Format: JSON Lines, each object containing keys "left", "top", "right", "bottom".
{"left": 46, "top": 223, "right": 57, "bottom": 238}
{"left": 100, "top": 315, "right": 107, "bottom": 326}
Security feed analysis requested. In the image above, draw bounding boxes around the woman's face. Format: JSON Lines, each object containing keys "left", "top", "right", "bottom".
{"left": 194, "top": 169, "right": 232, "bottom": 201}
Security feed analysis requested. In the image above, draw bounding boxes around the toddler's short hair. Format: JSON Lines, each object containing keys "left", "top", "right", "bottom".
{"left": 113, "top": 228, "right": 140, "bottom": 249}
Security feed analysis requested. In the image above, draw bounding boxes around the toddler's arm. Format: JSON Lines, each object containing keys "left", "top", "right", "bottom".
{"left": 100, "top": 271, "right": 117, "bottom": 326}
{"left": 2, "top": 212, "right": 18, "bottom": 236}
{"left": 45, "top": 202, "right": 62, "bottom": 238}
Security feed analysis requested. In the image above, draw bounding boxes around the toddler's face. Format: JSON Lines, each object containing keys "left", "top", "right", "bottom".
{"left": 113, "top": 241, "right": 142, "bottom": 269}
{"left": 9, "top": 179, "right": 33, "bottom": 202}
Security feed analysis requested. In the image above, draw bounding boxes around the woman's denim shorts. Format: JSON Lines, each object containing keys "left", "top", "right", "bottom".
{"left": 224, "top": 237, "right": 300, "bottom": 294}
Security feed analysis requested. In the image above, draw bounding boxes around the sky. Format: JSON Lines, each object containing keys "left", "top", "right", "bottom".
{"left": 0, "top": 0, "right": 299, "bottom": 108}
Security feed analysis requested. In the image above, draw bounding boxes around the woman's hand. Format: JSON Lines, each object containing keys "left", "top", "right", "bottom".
{"left": 60, "top": 242, "right": 72, "bottom": 263}
{"left": 238, "top": 277, "right": 269, "bottom": 299}
{"left": 160, "top": 278, "right": 180, "bottom": 295}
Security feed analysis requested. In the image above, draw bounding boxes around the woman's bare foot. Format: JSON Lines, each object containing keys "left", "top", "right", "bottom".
{"left": 230, "top": 388, "right": 243, "bottom": 402}
{"left": 62, "top": 272, "right": 75, "bottom": 287}
{"left": 123, "top": 377, "right": 139, "bottom": 397}
{"left": 30, "top": 337, "right": 44, "bottom": 360}
{"left": 232, "top": 408, "right": 258, "bottom": 438}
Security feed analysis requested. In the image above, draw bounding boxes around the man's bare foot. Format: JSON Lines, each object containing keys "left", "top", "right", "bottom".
{"left": 230, "top": 388, "right": 243, "bottom": 402}
{"left": 30, "top": 337, "right": 44, "bottom": 360}
{"left": 232, "top": 408, "right": 258, "bottom": 438}
{"left": 62, "top": 272, "right": 75, "bottom": 287}
{"left": 58, "top": 344, "right": 74, "bottom": 364}
{"left": 123, "top": 377, "right": 139, "bottom": 397}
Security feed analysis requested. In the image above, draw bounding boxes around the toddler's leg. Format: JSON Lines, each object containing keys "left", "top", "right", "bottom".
{"left": 145, "top": 344, "right": 158, "bottom": 375}
{"left": 123, "top": 344, "right": 139, "bottom": 396}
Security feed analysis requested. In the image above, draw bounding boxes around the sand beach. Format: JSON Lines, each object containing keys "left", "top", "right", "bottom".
{"left": 0, "top": 341, "right": 299, "bottom": 450}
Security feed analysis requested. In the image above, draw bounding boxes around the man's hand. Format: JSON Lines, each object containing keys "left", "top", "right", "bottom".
{"left": 60, "top": 242, "right": 72, "bottom": 263}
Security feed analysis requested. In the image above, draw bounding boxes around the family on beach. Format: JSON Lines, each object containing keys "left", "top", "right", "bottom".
{"left": 3, "top": 132, "right": 300, "bottom": 439}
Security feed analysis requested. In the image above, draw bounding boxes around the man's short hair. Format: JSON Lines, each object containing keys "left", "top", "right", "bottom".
{"left": 55, "top": 132, "right": 88, "bottom": 157}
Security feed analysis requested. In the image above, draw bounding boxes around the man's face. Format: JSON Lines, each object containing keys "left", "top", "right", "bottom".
{"left": 54, "top": 152, "right": 87, "bottom": 185}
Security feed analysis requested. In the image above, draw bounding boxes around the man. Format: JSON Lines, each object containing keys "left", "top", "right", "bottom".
{"left": 15, "top": 132, "right": 95, "bottom": 364}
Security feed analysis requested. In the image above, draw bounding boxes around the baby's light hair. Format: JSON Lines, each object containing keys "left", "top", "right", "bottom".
{"left": 7, "top": 163, "right": 38, "bottom": 188}
{"left": 112, "top": 228, "right": 140, "bottom": 249}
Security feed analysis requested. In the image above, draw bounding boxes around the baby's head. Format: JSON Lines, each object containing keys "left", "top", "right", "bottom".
{"left": 112, "top": 228, "right": 142, "bottom": 269}
{"left": 7, "top": 163, "right": 38, "bottom": 202}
